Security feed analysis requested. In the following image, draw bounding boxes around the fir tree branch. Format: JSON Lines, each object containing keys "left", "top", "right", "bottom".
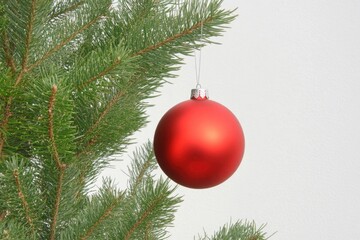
{"left": 50, "top": 1, "right": 85, "bottom": 19}
{"left": 2, "top": 31, "right": 17, "bottom": 74}
{"left": 76, "top": 89, "right": 126, "bottom": 157}
{"left": 78, "top": 17, "right": 212, "bottom": 89}
{"left": 15, "top": 0, "right": 37, "bottom": 86}
{"left": 80, "top": 196, "right": 123, "bottom": 240}
{"left": 48, "top": 84, "right": 67, "bottom": 240}
{"left": 0, "top": 0, "right": 37, "bottom": 157}
{"left": 132, "top": 18, "right": 211, "bottom": 57}
{"left": 27, "top": 15, "right": 103, "bottom": 73}
{"left": 13, "top": 169, "right": 35, "bottom": 236}
{"left": 0, "top": 97, "right": 13, "bottom": 159}
{"left": 130, "top": 151, "right": 153, "bottom": 195}
{"left": 77, "top": 59, "right": 121, "bottom": 91}
{"left": 74, "top": 89, "right": 126, "bottom": 191}
{"left": 85, "top": 90, "right": 125, "bottom": 141}
{"left": 124, "top": 193, "right": 166, "bottom": 240}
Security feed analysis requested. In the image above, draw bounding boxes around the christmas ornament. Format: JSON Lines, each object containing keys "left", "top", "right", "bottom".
{"left": 153, "top": 88, "right": 245, "bottom": 188}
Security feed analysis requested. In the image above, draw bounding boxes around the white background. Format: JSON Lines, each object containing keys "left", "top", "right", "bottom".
{"left": 102, "top": 0, "right": 360, "bottom": 239}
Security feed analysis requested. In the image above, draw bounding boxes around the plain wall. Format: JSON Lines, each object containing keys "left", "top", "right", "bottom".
{"left": 102, "top": 0, "right": 360, "bottom": 239}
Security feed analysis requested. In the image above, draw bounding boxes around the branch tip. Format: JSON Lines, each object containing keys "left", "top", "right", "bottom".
{"left": 52, "top": 84, "right": 58, "bottom": 92}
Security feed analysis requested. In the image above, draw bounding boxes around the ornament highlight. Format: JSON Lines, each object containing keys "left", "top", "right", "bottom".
{"left": 153, "top": 88, "right": 245, "bottom": 189}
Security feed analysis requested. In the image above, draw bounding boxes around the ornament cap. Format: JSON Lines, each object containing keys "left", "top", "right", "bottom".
{"left": 190, "top": 88, "right": 209, "bottom": 100}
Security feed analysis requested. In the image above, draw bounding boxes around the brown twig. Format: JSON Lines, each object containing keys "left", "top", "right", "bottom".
{"left": 49, "top": 167, "right": 65, "bottom": 240}
{"left": 48, "top": 85, "right": 67, "bottom": 240}
{"left": 48, "top": 85, "right": 61, "bottom": 169}
{"left": 0, "top": 97, "right": 13, "bottom": 159}
{"left": 0, "top": 212, "right": 5, "bottom": 221}
{"left": 13, "top": 169, "right": 35, "bottom": 235}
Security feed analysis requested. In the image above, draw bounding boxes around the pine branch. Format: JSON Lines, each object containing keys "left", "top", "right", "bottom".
{"left": 0, "top": 0, "right": 37, "bottom": 158}
{"left": 27, "top": 14, "right": 104, "bottom": 73}
{"left": 133, "top": 17, "right": 211, "bottom": 57}
{"left": 80, "top": 195, "right": 123, "bottom": 240}
{"left": 2, "top": 31, "right": 17, "bottom": 74}
{"left": 124, "top": 193, "right": 166, "bottom": 240}
{"left": 48, "top": 84, "right": 67, "bottom": 240}
{"left": 0, "top": 156, "right": 45, "bottom": 238}
{"left": 81, "top": 90, "right": 126, "bottom": 147}
{"left": 15, "top": 0, "right": 36, "bottom": 86}
{"left": 12, "top": 169, "right": 35, "bottom": 236}
{"left": 50, "top": 1, "right": 85, "bottom": 19}
{"left": 77, "top": 58, "right": 122, "bottom": 90}
{"left": 75, "top": 89, "right": 127, "bottom": 187}
{"left": 120, "top": 143, "right": 181, "bottom": 240}
{"left": 62, "top": 179, "right": 126, "bottom": 239}
{"left": 131, "top": 152, "right": 153, "bottom": 194}
{"left": 78, "top": 16, "right": 212, "bottom": 90}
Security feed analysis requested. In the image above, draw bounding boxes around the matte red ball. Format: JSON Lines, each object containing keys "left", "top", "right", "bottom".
{"left": 153, "top": 97, "right": 245, "bottom": 189}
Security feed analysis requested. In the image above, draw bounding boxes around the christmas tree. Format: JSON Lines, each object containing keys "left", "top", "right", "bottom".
{"left": 0, "top": 0, "right": 269, "bottom": 239}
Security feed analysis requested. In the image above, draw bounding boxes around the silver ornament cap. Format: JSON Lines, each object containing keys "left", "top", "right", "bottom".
{"left": 190, "top": 88, "right": 209, "bottom": 100}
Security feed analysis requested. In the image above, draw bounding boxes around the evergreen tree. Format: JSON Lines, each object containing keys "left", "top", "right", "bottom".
{"left": 0, "top": 0, "right": 269, "bottom": 239}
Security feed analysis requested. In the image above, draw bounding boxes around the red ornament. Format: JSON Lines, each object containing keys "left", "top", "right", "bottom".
{"left": 153, "top": 88, "right": 245, "bottom": 188}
